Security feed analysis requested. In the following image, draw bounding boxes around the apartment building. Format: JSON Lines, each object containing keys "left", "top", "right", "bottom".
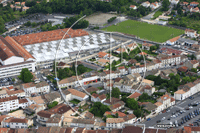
{"left": 0, "top": 96, "right": 19, "bottom": 112}
{"left": 2, "top": 117, "right": 33, "bottom": 129}
{"left": 106, "top": 118, "right": 125, "bottom": 129}
{"left": 21, "top": 81, "right": 50, "bottom": 97}
{"left": 158, "top": 55, "right": 181, "bottom": 67}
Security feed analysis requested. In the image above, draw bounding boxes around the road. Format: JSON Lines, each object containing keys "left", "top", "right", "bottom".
{"left": 143, "top": 92, "right": 200, "bottom": 129}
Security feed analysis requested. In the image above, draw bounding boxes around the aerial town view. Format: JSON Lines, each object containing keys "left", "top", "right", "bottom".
{"left": 1, "top": 0, "right": 200, "bottom": 132}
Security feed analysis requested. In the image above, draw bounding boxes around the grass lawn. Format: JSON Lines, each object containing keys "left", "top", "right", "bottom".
{"left": 102, "top": 20, "right": 184, "bottom": 43}
{"left": 153, "top": 10, "right": 163, "bottom": 19}
{"left": 70, "top": 99, "right": 81, "bottom": 104}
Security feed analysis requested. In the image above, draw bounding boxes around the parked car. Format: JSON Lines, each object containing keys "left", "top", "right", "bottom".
{"left": 147, "top": 118, "right": 151, "bottom": 121}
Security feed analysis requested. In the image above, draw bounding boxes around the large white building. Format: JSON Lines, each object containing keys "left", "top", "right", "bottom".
{"left": 0, "top": 36, "right": 35, "bottom": 78}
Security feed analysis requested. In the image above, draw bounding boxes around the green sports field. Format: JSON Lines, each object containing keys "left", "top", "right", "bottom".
{"left": 102, "top": 20, "right": 184, "bottom": 43}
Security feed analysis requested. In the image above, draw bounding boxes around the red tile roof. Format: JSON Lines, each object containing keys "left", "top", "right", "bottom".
{"left": 12, "top": 28, "right": 89, "bottom": 46}
{"left": 128, "top": 92, "right": 141, "bottom": 99}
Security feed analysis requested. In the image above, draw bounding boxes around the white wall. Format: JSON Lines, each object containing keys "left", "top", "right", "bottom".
{"left": 3, "top": 56, "right": 24, "bottom": 65}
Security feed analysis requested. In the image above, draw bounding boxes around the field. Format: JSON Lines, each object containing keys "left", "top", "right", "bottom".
{"left": 84, "top": 13, "right": 117, "bottom": 26}
{"left": 102, "top": 20, "right": 184, "bottom": 43}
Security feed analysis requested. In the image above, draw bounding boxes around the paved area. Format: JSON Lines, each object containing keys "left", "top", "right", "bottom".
{"left": 143, "top": 93, "right": 200, "bottom": 129}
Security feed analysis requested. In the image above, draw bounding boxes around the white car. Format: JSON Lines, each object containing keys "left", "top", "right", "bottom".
{"left": 189, "top": 106, "right": 193, "bottom": 109}
{"left": 162, "top": 117, "right": 166, "bottom": 121}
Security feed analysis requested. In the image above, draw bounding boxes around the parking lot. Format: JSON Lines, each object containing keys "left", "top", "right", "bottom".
{"left": 143, "top": 93, "right": 200, "bottom": 129}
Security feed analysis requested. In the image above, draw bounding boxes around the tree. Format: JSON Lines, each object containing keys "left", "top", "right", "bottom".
{"left": 126, "top": 98, "right": 138, "bottom": 110}
{"left": 111, "top": 87, "right": 121, "bottom": 98}
{"left": 182, "top": 76, "right": 191, "bottom": 84}
{"left": 116, "top": 113, "right": 119, "bottom": 118}
{"left": 191, "top": 68, "right": 197, "bottom": 73}
{"left": 169, "top": 73, "right": 175, "bottom": 79}
{"left": 89, "top": 102, "right": 110, "bottom": 117}
{"left": 162, "top": 0, "right": 170, "bottom": 11}
{"left": 48, "top": 101, "right": 58, "bottom": 109}
{"left": 18, "top": 68, "right": 33, "bottom": 83}
{"left": 177, "top": 8, "right": 183, "bottom": 15}
{"left": 12, "top": 78, "right": 15, "bottom": 82}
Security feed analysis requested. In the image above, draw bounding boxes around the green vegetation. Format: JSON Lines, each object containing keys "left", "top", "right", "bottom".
{"left": 138, "top": 93, "right": 156, "bottom": 103}
{"left": 152, "top": 9, "right": 163, "bottom": 19}
{"left": 48, "top": 101, "right": 58, "bottom": 109}
{"left": 9, "top": 109, "right": 19, "bottom": 113}
{"left": 107, "top": 16, "right": 117, "bottom": 23}
{"left": 56, "top": 64, "right": 92, "bottom": 80}
{"left": 89, "top": 102, "right": 111, "bottom": 117}
{"left": 18, "top": 68, "right": 33, "bottom": 83}
{"left": 97, "top": 87, "right": 104, "bottom": 90}
{"left": 70, "top": 99, "right": 81, "bottom": 104}
{"left": 191, "top": 68, "right": 198, "bottom": 73}
{"left": 103, "top": 20, "right": 184, "bottom": 43}
{"left": 111, "top": 87, "right": 121, "bottom": 99}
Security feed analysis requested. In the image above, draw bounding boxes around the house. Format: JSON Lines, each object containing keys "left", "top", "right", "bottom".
{"left": 161, "top": 68, "right": 177, "bottom": 77}
{"left": 160, "top": 47, "right": 183, "bottom": 55}
{"left": 158, "top": 55, "right": 181, "bottom": 67}
{"left": 63, "top": 118, "right": 95, "bottom": 129}
{"left": 169, "top": 0, "right": 179, "bottom": 5}
{"left": 22, "top": 7, "right": 30, "bottom": 11}
{"left": 141, "top": 79, "right": 154, "bottom": 86}
{"left": 190, "top": 1, "right": 199, "bottom": 6}
{"left": 36, "top": 81, "right": 50, "bottom": 94}
{"left": 141, "top": 85, "right": 156, "bottom": 95}
{"left": 91, "top": 93, "right": 106, "bottom": 103}
{"left": 138, "top": 52, "right": 147, "bottom": 56}
{"left": 10, "top": 4, "right": 15, "bottom": 9}
{"left": 2, "top": 117, "right": 33, "bottom": 129}
{"left": 21, "top": 2, "right": 25, "bottom": 6}
{"left": 128, "top": 59, "right": 137, "bottom": 65}
{"left": 141, "top": 1, "right": 150, "bottom": 7}
{"left": 98, "top": 59, "right": 109, "bottom": 66}
{"left": 129, "top": 5, "right": 137, "bottom": 10}
{"left": 42, "top": 92, "right": 62, "bottom": 104}
{"left": 150, "top": 2, "right": 159, "bottom": 10}
{"left": 126, "top": 43, "right": 137, "bottom": 51}
{"left": 142, "top": 43, "right": 153, "bottom": 50}
{"left": 191, "top": 44, "right": 200, "bottom": 51}
{"left": 180, "top": 2, "right": 189, "bottom": 6}
{"left": 184, "top": 60, "right": 199, "bottom": 69}
{"left": 166, "top": 36, "right": 180, "bottom": 45}
{"left": 84, "top": 111, "right": 94, "bottom": 119}
{"left": 24, "top": 104, "right": 45, "bottom": 115}
{"left": 0, "top": 90, "right": 8, "bottom": 99}
{"left": 15, "top": 6, "right": 21, "bottom": 11}
{"left": 36, "top": 110, "right": 54, "bottom": 125}
{"left": 139, "top": 102, "right": 157, "bottom": 116}
{"left": 97, "top": 52, "right": 111, "bottom": 60}
{"left": 123, "top": 114, "right": 137, "bottom": 124}
{"left": 117, "top": 66, "right": 128, "bottom": 75}
{"left": 157, "top": 94, "right": 175, "bottom": 110}
{"left": 46, "top": 114, "right": 63, "bottom": 127}
{"left": 48, "top": 103, "right": 72, "bottom": 115}
{"left": 85, "top": 87, "right": 99, "bottom": 94}
{"left": 114, "top": 48, "right": 127, "bottom": 54}
{"left": 106, "top": 118, "right": 124, "bottom": 129}
{"left": 103, "top": 97, "right": 121, "bottom": 106}
{"left": 15, "top": 2, "right": 20, "bottom": 5}
{"left": 59, "top": 76, "right": 82, "bottom": 88}
{"left": 67, "top": 88, "right": 89, "bottom": 101}
{"left": 110, "top": 101, "right": 125, "bottom": 112}
{"left": 127, "top": 92, "right": 141, "bottom": 100}
{"left": 194, "top": 51, "right": 200, "bottom": 60}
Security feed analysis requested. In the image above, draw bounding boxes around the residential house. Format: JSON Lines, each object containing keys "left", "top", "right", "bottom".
{"left": 106, "top": 118, "right": 124, "bottom": 129}
{"left": 91, "top": 93, "right": 106, "bottom": 103}
{"left": 103, "top": 97, "right": 121, "bottom": 106}
{"left": 117, "top": 66, "right": 128, "bottom": 76}
{"left": 129, "top": 5, "right": 137, "bottom": 10}
{"left": 185, "top": 29, "right": 197, "bottom": 38}
{"left": 158, "top": 55, "right": 181, "bottom": 67}
{"left": 42, "top": 92, "right": 62, "bottom": 104}
{"left": 166, "top": 36, "right": 180, "bottom": 45}
{"left": 24, "top": 104, "right": 45, "bottom": 115}
{"left": 161, "top": 68, "right": 177, "bottom": 77}
{"left": 0, "top": 115, "right": 8, "bottom": 128}
{"left": 139, "top": 102, "right": 157, "bottom": 116}
{"left": 127, "top": 92, "right": 141, "bottom": 100}
{"left": 142, "top": 43, "right": 153, "bottom": 50}
{"left": 110, "top": 101, "right": 125, "bottom": 112}
{"left": 153, "top": 59, "right": 162, "bottom": 69}
{"left": 114, "top": 48, "right": 127, "bottom": 54}
{"left": 150, "top": 2, "right": 159, "bottom": 10}
{"left": 141, "top": 1, "right": 150, "bottom": 7}
{"left": 36, "top": 110, "right": 54, "bottom": 125}
{"left": 184, "top": 60, "right": 199, "bottom": 69}
{"left": 36, "top": 81, "right": 50, "bottom": 94}
{"left": 128, "top": 59, "right": 137, "bottom": 65}
{"left": 46, "top": 114, "right": 64, "bottom": 127}
{"left": 141, "top": 85, "right": 156, "bottom": 95}
{"left": 22, "top": 7, "right": 29, "bottom": 11}
{"left": 15, "top": 2, "right": 20, "bottom": 5}
{"left": 97, "top": 52, "right": 111, "bottom": 60}
{"left": 15, "top": 6, "right": 21, "bottom": 11}
{"left": 0, "top": 90, "right": 8, "bottom": 99}
{"left": 84, "top": 111, "right": 94, "bottom": 119}
{"left": 58, "top": 76, "right": 82, "bottom": 88}
{"left": 190, "top": 1, "right": 199, "bottom": 6}
{"left": 98, "top": 59, "right": 109, "bottom": 66}
{"left": 123, "top": 114, "right": 137, "bottom": 124}
{"left": 195, "top": 51, "right": 200, "bottom": 60}
{"left": 21, "top": 2, "right": 25, "bottom": 6}
{"left": 160, "top": 47, "right": 183, "bottom": 55}
{"left": 141, "top": 79, "right": 154, "bottom": 86}
{"left": 63, "top": 118, "right": 95, "bottom": 129}
{"left": 157, "top": 94, "right": 175, "bottom": 110}
{"left": 177, "top": 66, "right": 188, "bottom": 73}
{"left": 2, "top": 117, "right": 33, "bottom": 129}
{"left": 180, "top": 2, "right": 189, "bottom": 6}
{"left": 67, "top": 88, "right": 89, "bottom": 101}
{"left": 169, "top": 0, "right": 179, "bottom": 5}
{"left": 191, "top": 44, "right": 200, "bottom": 51}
